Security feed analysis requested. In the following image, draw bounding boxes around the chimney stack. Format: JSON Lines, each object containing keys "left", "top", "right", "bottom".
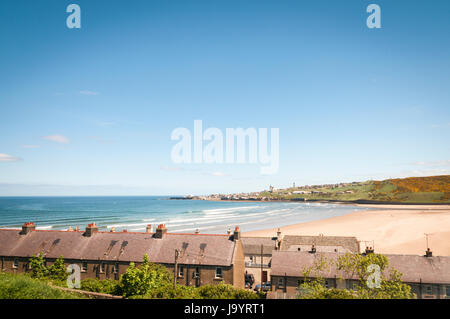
{"left": 146, "top": 224, "right": 152, "bottom": 233}
{"left": 425, "top": 248, "right": 433, "bottom": 257}
{"left": 84, "top": 222, "right": 98, "bottom": 237}
{"left": 21, "top": 222, "right": 35, "bottom": 235}
{"left": 155, "top": 224, "right": 167, "bottom": 239}
{"left": 277, "top": 228, "right": 282, "bottom": 239}
{"left": 233, "top": 226, "right": 241, "bottom": 241}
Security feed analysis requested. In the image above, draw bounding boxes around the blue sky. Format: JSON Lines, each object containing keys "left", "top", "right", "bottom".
{"left": 0, "top": 0, "right": 449, "bottom": 196}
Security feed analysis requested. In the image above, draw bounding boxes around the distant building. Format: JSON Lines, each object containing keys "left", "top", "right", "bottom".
{"left": 240, "top": 236, "right": 278, "bottom": 286}
{"left": 0, "top": 222, "right": 245, "bottom": 288}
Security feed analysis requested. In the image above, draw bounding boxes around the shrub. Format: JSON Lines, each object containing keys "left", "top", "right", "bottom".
{"left": 29, "top": 253, "right": 48, "bottom": 279}
{"left": 117, "top": 254, "right": 172, "bottom": 297}
{"left": 47, "top": 256, "right": 67, "bottom": 281}
{"left": 81, "top": 278, "right": 119, "bottom": 295}
{"left": 197, "top": 282, "right": 259, "bottom": 299}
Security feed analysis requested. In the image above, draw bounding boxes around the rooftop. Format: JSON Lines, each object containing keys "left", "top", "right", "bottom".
{"left": 271, "top": 251, "right": 450, "bottom": 284}
{"left": 0, "top": 223, "right": 239, "bottom": 266}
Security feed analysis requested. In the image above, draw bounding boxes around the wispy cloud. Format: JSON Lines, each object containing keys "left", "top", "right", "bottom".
{"left": 412, "top": 160, "right": 450, "bottom": 167}
{"left": 409, "top": 168, "right": 450, "bottom": 176}
{"left": 79, "top": 90, "right": 99, "bottom": 96}
{"left": 88, "top": 136, "right": 115, "bottom": 144}
{"left": 21, "top": 144, "right": 40, "bottom": 149}
{"left": 43, "top": 135, "right": 70, "bottom": 144}
{"left": 211, "top": 171, "right": 227, "bottom": 177}
{"left": 160, "top": 166, "right": 184, "bottom": 172}
{"left": 98, "top": 121, "right": 115, "bottom": 127}
{"left": 0, "top": 153, "right": 22, "bottom": 162}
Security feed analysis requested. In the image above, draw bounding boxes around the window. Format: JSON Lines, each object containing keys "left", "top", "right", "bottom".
{"left": 426, "top": 285, "right": 433, "bottom": 295}
{"left": 446, "top": 286, "right": 450, "bottom": 297}
{"left": 13, "top": 259, "right": 19, "bottom": 269}
{"left": 113, "top": 263, "right": 119, "bottom": 274}
{"left": 324, "top": 280, "right": 330, "bottom": 289}
{"left": 178, "top": 266, "right": 184, "bottom": 278}
{"left": 215, "top": 267, "right": 223, "bottom": 279}
{"left": 194, "top": 267, "right": 200, "bottom": 278}
{"left": 100, "top": 263, "right": 106, "bottom": 273}
{"left": 278, "top": 278, "right": 285, "bottom": 288}
{"left": 81, "top": 262, "right": 87, "bottom": 272}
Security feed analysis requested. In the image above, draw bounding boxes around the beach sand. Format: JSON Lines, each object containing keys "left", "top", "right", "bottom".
{"left": 244, "top": 205, "right": 450, "bottom": 256}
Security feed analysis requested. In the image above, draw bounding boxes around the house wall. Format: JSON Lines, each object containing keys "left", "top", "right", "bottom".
{"left": 0, "top": 255, "right": 237, "bottom": 287}
{"left": 232, "top": 240, "right": 246, "bottom": 289}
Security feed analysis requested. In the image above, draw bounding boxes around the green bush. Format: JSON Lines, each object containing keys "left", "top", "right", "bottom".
{"left": 0, "top": 272, "right": 86, "bottom": 299}
{"left": 47, "top": 256, "right": 67, "bottom": 281}
{"left": 117, "top": 254, "right": 172, "bottom": 297}
{"left": 197, "top": 282, "right": 259, "bottom": 299}
{"left": 81, "top": 278, "right": 119, "bottom": 295}
{"left": 29, "top": 253, "right": 48, "bottom": 279}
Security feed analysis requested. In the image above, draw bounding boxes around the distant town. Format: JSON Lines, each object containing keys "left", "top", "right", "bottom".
{"left": 173, "top": 175, "right": 450, "bottom": 204}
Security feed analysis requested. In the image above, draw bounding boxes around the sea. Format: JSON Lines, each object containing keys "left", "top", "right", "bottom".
{"left": 0, "top": 197, "right": 371, "bottom": 234}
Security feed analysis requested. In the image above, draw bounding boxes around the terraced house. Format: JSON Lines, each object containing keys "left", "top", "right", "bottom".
{"left": 0, "top": 222, "right": 245, "bottom": 288}
{"left": 269, "top": 250, "right": 450, "bottom": 299}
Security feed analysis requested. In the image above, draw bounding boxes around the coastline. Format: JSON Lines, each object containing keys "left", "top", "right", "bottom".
{"left": 243, "top": 204, "right": 450, "bottom": 256}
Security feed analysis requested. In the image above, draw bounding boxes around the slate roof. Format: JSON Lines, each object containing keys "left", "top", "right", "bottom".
{"left": 0, "top": 228, "right": 237, "bottom": 266}
{"left": 271, "top": 251, "right": 450, "bottom": 284}
{"left": 281, "top": 235, "right": 360, "bottom": 253}
{"left": 241, "top": 237, "right": 277, "bottom": 255}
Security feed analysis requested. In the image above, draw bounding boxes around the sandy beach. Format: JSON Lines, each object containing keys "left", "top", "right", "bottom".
{"left": 244, "top": 205, "right": 450, "bottom": 256}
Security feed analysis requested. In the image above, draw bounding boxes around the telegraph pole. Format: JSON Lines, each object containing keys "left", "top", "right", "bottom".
{"left": 260, "top": 244, "right": 263, "bottom": 291}
{"left": 174, "top": 249, "right": 179, "bottom": 289}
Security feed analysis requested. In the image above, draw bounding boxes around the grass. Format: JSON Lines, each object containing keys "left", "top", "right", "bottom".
{"left": 0, "top": 272, "right": 87, "bottom": 299}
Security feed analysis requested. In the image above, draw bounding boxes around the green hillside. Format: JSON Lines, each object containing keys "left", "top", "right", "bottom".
{"left": 268, "top": 175, "right": 450, "bottom": 204}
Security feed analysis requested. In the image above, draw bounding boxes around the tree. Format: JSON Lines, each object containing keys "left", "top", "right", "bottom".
{"left": 117, "top": 254, "right": 172, "bottom": 297}
{"left": 29, "top": 253, "right": 48, "bottom": 279}
{"left": 47, "top": 256, "right": 67, "bottom": 281}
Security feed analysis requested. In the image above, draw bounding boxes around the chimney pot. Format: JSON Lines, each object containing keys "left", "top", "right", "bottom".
{"left": 233, "top": 226, "right": 241, "bottom": 241}
{"left": 155, "top": 224, "right": 167, "bottom": 239}
{"left": 21, "top": 222, "right": 36, "bottom": 235}
{"left": 84, "top": 222, "right": 98, "bottom": 237}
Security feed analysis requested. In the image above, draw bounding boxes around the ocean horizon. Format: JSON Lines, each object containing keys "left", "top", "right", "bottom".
{"left": 0, "top": 196, "right": 371, "bottom": 234}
